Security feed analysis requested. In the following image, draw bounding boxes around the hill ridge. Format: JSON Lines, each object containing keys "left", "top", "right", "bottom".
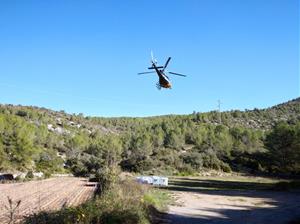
{"left": 0, "top": 97, "right": 299, "bottom": 175}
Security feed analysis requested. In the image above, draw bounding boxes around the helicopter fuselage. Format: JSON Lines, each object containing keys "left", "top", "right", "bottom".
{"left": 152, "top": 62, "right": 172, "bottom": 89}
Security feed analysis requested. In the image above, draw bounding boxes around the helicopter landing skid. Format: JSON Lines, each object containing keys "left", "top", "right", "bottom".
{"left": 156, "top": 83, "right": 161, "bottom": 90}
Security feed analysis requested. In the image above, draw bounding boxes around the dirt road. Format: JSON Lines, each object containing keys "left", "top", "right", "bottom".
{"left": 165, "top": 177, "right": 300, "bottom": 224}
{"left": 0, "top": 177, "right": 97, "bottom": 223}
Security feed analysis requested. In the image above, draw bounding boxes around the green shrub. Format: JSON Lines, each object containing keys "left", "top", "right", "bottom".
{"left": 26, "top": 171, "right": 34, "bottom": 179}
{"left": 220, "top": 163, "right": 232, "bottom": 173}
{"left": 95, "top": 167, "right": 119, "bottom": 195}
{"left": 177, "top": 163, "right": 195, "bottom": 176}
{"left": 44, "top": 172, "right": 52, "bottom": 178}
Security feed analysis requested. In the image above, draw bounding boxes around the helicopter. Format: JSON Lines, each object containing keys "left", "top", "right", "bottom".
{"left": 138, "top": 52, "right": 187, "bottom": 89}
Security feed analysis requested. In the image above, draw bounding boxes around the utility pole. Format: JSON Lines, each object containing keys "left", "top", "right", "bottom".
{"left": 217, "top": 99, "right": 222, "bottom": 124}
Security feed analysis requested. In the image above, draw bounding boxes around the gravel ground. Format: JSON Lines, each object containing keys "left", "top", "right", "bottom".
{"left": 166, "top": 188, "right": 300, "bottom": 224}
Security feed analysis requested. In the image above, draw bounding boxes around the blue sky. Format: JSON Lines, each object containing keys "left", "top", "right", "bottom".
{"left": 0, "top": 0, "right": 299, "bottom": 117}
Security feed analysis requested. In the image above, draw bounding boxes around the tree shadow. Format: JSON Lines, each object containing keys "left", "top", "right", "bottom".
{"left": 169, "top": 177, "right": 276, "bottom": 189}
{"left": 161, "top": 177, "right": 300, "bottom": 224}
{"left": 84, "top": 183, "right": 97, "bottom": 187}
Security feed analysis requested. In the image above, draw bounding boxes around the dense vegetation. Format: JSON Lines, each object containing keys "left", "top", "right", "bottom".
{"left": 0, "top": 98, "right": 299, "bottom": 176}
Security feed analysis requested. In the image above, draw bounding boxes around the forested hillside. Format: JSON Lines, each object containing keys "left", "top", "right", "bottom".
{"left": 0, "top": 98, "right": 299, "bottom": 176}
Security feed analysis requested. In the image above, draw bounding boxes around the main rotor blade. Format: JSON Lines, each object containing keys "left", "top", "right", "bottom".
{"left": 138, "top": 71, "right": 156, "bottom": 75}
{"left": 150, "top": 50, "right": 157, "bottom": 64}
{"left": 163, "top": 57, "right": 171, "bottom": 70}
{"left": 168, "top": 72, "right": 187, "bottom": 77}
{"left": 148, "top": 66, "right": 163, "bottom": 70}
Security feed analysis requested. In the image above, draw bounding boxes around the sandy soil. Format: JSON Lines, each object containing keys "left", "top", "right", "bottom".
{"left": 166, "top": 190, "right": 300, "bottom": 224}
{"left": 0, "top": 177, "right": 97, "bottom": 223}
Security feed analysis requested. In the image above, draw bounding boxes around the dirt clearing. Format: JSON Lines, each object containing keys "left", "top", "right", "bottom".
{"left": 164, "top": 177, "right": 300, "bottom": 224}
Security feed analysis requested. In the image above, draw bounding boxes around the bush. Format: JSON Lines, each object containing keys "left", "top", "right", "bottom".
{"left": 220, "top": 163, "right": 232, "bottom": 173}
{"left": 16, "top": 110, "right": 28, "bottom": 117}
{"left": 44, "top": 172, "right": 52, "bottom": 178}
{"left": 26, "top": 171, "right": 34, "bottom": 179}
{"left": 177, "top": 164, "right": 195, "bottom": 176}
{"left": 95, "top": 167, "right": 119, "bottom": 195}
{"left": 181, "top": 152, "right": 203, "bottom": 170}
